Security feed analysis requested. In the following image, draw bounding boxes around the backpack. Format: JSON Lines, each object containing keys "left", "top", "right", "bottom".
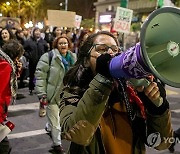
{"left": 48, "top": 50, "right": 53, "bottom": 66}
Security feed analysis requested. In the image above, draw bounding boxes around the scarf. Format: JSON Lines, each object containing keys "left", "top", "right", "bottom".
{"left": 0, "top": 49, "right": 17, "bottom": 104}
{"left": 61, "top": 51, "right": 74, "bottom": 72}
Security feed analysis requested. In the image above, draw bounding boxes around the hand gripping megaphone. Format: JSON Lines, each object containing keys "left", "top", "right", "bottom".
{"left": 109, "top": 7, "right": 180, "bottom": 106}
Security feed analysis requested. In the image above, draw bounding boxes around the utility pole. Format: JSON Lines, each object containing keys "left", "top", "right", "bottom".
{"left": 65, "top": 0, "right": 68, "bottom": 11}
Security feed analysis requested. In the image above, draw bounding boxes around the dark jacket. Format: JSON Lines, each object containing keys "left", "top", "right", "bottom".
{"left": 24, "top": 37, "right": 48, "bottom": 67}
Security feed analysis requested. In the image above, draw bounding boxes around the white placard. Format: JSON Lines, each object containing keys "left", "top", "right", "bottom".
{"left": 113, "top": 7, "right": 133, "bottom": 34}
{"left": 74, "top": 15, "right": 82, "bottom": 28}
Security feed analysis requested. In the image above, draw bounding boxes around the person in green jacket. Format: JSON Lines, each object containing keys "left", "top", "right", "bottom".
{"left": 59, "top": 31, "right": 173, "bottom": 154}
{"left": 35, "top": 36, "right": 76, "bottom": 154}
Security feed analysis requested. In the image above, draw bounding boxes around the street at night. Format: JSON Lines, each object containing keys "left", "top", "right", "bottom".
{"left": 0, "top": 0, "right": 179, "bottom": 154}
{"left": 7, "top": 86, "right": 180, "bottom": 154}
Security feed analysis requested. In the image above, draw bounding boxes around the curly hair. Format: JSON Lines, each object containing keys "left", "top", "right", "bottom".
{"left": 2, "top": 39, "right": 24, "bottom": 61}
{"left": 52, "top": 36, "right": 72, "bottom": 50}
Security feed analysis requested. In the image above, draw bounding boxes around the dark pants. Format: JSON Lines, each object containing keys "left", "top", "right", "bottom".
{"left": 174, "top": 128, "right": 180, "bottom": 138}
{"left": 19, "top": 68, "right": 29, "bottom": 88}
{"left": 169, "top": 128, "right": 180, "bottom": 152}
{"left": 0, "top": 137, "right": 11, "bottom": 154}
{"left": 29, "top": 64, "right": 36, "bottom": 91}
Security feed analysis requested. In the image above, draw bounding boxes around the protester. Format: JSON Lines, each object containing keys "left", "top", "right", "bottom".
{"left": 0, "top": 28, "right": 15, "bottom": 48}
{"left": 35, "top": 36, "right": 76, "bottom": 154}
{"left": 52, "top": 27, "right": 62, "bottom": 39}
{"left": 24, "top": 27, "right": 48, "bottom": 95}
{"left": 75, "top": 30, "right": 89, "bottom": 54}
{"left": 22, "top": 28, "right": 30, "bottom": 41}
{"left": 44, "top": 26, "right": 53, "bottom": 51}
{"left": 15, "top": 29, "right": 25, "bottom": 46}
{"left": 59, "top": 31, "right": 173, "bottom": 154}
{"left": 61, "top": 30, "right": 67, "bottom": 37}
{"left": 66, "top": 29, "right": 73, "bottom": 41}
{"left": 15, "top": 29, "right": 29, "bottom": 88}
{"left": 0, "top": 40, "right": 24, "bottom": 154}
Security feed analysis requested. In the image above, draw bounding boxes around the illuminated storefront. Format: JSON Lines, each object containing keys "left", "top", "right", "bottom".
{"left": 94, "top": 0, "right": 157, "bottom": 31}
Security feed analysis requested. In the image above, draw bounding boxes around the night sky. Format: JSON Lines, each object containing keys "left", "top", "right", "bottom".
{"left": 46, "top": 0, "right": 97, "bottom": 19}
{"left": 0, "top": 0, "right": 97, "bottom": 19}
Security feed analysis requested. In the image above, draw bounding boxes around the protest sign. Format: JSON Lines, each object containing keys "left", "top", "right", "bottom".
{"left": 47, "top": 10, "right": 76, "bottom": 27}
{"left": 113, "top": 7, "right": 133, "bottom": 33}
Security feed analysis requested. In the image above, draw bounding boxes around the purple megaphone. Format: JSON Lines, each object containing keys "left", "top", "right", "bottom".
{"left": 109, "top": 43, "right": 163, "bottom": 107}
{"left": 109, "top": 43, "right": 151, "bottom": 79}
{"left": 109, "top": 7, "right": 180, "bottom": 88}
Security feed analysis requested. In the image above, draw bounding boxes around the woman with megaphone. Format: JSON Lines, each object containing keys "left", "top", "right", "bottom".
{"left": 59, "top": 31, "right": 173, "bottom": 154}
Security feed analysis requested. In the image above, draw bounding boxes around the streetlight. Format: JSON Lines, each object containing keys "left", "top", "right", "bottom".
{"left": 59, "top": 0, "right": 68, "bottom": 11}
{"left": 60, "top": 3, "right": 63, "bottom": 7}
{"left": 6, "top": 2, "right": 10, "bottom": 6}
{"left": 65, "top": 0, "right": 68, "bottom": 11}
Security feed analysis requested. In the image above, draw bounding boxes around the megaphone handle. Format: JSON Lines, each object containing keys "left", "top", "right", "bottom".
{"left": 129, "top": 78, "right": 163, "bottom": 107}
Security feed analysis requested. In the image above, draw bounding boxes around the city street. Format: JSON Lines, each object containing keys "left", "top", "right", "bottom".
{"left": 0, "top": 0, "right": 179, "bottom": 153}
{"left": 7, "top": 85, "right": 180, "bottom": 154}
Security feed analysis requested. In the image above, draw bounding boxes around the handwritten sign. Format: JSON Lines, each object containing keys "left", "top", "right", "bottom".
{"left": 113, "top": 7, "right": 133, "bottom": 34}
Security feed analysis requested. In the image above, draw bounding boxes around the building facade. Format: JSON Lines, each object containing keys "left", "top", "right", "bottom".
{"left": 94, "top": 0, "right": 157, "bottom": 31}
{"left": 93, "top": 0, "right": 178, "bottom": 49}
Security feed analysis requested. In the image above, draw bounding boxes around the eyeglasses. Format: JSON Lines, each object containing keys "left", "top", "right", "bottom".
{"left": 58, "top": 42, "right": 68, "bottom": 46}
{"left": 89, "top": 44, "right": 120, "bottom": 55}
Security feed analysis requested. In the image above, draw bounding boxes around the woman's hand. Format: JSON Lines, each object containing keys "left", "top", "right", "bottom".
{"left": 136, "top": 82, "right": 160, "bottom": 103}
{"left": 15, "top": 60, "right": 23, "bottom": 78}
{"left": 95, "top": 53, "right": 112, "bottom": 78}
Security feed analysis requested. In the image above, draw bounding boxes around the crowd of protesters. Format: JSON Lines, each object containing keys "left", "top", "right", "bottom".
{"left": 0, "top": 24, "right": 179, "bottom": 154}
{"left": 0, "top": 25, "right": 93, "bottom": 92}
{"left": 0, "top": 25, "right": 93, "bottom": 154}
